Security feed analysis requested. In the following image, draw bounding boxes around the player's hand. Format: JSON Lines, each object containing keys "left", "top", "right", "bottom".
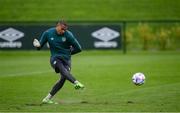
{"left": 33, "top": 39, "right": 40, "bottom": 47}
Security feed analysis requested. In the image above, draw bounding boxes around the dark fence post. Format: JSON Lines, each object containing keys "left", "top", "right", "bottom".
{"left": 122, "top": 21, "right": 127, "bottom": 54}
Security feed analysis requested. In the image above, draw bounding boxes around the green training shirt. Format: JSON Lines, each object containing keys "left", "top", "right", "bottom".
{"left": 38, "top": 27, "right": 82, "bottom": 60}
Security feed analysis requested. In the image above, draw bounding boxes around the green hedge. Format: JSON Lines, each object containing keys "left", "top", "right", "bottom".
{"left": 126, "top": 22, "right": 180, "bottom": 50}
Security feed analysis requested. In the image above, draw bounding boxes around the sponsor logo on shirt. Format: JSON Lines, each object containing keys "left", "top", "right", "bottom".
{"left": 50, "top": 37, "right": 54, "bottom": 40}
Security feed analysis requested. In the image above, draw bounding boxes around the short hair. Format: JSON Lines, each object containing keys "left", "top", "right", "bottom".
{"left": 56, "top": 20, "right": 68, "bottom": 29}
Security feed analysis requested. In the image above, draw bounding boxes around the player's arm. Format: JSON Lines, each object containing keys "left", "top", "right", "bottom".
{"left": 33, "top": 31, "right": 48, "bottom": 50}
{"left": 70, "top": 39, "right": 82, "bottom": 55}
{"left": 68, "top": 32, "right": 82, "bottom": 55}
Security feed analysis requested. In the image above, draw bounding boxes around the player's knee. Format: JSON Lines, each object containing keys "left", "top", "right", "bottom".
{"left": 60, "top": 70, "right": 68, "bottom": 76}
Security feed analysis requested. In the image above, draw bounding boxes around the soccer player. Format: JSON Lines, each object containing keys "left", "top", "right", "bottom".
{"left": 33, "top": 20, "right": 84, "bottom": 104}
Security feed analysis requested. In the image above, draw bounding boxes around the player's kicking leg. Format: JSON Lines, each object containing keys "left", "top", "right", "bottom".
{"left": 56, "top": 58, "right": 84, "bottom": 90}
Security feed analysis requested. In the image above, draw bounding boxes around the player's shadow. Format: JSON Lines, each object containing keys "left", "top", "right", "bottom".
{"left": 24, "top": 100, "right": 88, "bottom": 106}
{"left": 25, "top": 103, "right": 44, "bottom": 106}
{"left": 25, "top": 100, "right": 134, "bottom": 106}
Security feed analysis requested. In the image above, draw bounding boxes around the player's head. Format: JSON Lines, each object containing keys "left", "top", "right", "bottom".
{"left": 56, "top": 20, "right": 68, "bottom": 35}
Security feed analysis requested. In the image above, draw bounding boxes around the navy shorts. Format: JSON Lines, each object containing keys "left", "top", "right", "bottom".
{"left": 50, "top": 56, "right": 71, "bottom": 73}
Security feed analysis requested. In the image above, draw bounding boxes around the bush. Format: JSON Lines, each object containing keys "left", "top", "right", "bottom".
{"left": 137, "top": 23, "right": 155, "bottom": 50}
{"left": 156, "top": 28, "right": 171, "bottom": 50}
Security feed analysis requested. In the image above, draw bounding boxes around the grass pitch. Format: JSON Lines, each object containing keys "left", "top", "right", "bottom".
{"left": 0, "top": 0, "right": 179, "bottom": 21}
{"left": 0, "top": 50, "right": 180, "bottom": 112}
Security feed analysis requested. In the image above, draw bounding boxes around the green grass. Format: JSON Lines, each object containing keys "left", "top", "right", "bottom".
{"left": 0, "top": 50, "right": 180, "bottom": 112}
{"left": 0, "top": 0, "right": 180, "bottom": 21}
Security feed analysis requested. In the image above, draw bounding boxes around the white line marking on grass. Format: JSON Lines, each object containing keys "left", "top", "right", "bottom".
{"left": 85, "top": 82, "right": 180, "bottom": 98}
{"left": 103, "top": 82, "right": 180, "bottom": 97}
{"left": 0, "top": 70, "right": 52, "bottom": 77}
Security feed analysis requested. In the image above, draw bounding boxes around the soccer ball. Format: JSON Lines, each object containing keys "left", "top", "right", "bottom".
{"left": 132, "top": 72, "right": 145, "bottom": 85}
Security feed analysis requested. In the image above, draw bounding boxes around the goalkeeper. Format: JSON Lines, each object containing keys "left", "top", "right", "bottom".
{"left": 33, "top": 20, "right": 84, "bottom": 104}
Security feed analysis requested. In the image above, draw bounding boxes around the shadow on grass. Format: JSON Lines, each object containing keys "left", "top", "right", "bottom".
{"left": 25, "top": 100, "right": 135, "bottom": 106}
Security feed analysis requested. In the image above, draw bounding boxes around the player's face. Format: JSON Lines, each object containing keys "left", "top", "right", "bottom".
{"left": 56, "top": 24, "right": 67, "bottom": 35}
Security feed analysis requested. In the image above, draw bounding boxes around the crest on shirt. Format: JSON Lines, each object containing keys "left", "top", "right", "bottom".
{"left": 62, "top": 37, "right": 66, "bottom": 42}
